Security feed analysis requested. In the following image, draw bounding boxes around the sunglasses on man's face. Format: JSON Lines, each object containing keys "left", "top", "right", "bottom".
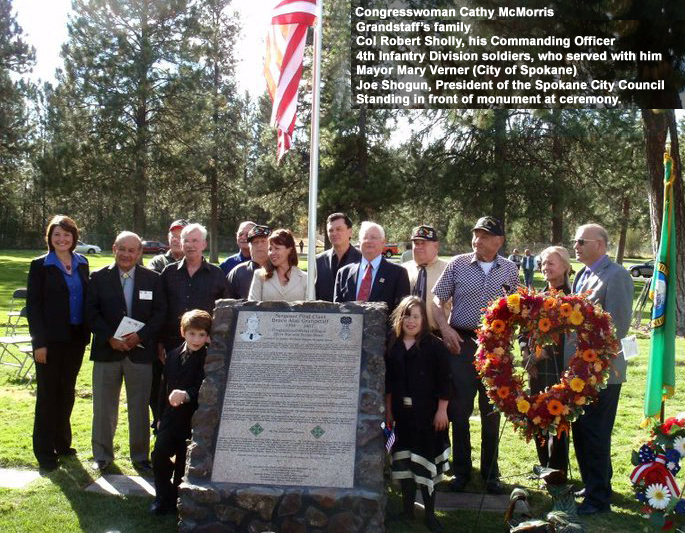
{"left": 573, "top": 238, "right": 598, "bottom": 246}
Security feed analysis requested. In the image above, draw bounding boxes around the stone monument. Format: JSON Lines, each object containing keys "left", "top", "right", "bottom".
{"left": 179, "top": 299, "right": 387, "bottom": 533}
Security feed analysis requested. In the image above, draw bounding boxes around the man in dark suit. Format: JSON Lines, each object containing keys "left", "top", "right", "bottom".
{"left": 315, "top": 213, "right": 361, "bottom": 301}
{"left": 333, "top": 221, "right": 410, "bottom": 317}
{"left": 566, "top": 223, "right": 633, "bottom": 515}
{"left": 86, "top": 231, "right": 166, "bottom": 472}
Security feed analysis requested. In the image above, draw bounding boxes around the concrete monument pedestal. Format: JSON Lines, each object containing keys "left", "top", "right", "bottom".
{"left": 179, "top": 300, "right": 387, "bottom": 533}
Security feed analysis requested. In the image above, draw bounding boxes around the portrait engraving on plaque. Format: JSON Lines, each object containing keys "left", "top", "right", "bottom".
{"left": 212, "top": 309, "right": 363, "bottom": 488}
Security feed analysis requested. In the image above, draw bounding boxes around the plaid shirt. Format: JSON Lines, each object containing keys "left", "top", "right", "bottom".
{"left": 161, "top": 257, "right": 229, "bottom": 347}
{"left": 432, "top": 252, "right": 520, "bottom": 330}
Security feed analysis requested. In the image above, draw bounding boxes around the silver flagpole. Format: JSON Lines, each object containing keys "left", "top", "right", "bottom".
{"left": 306, "top": 0, "right": 323, "bottom": 300}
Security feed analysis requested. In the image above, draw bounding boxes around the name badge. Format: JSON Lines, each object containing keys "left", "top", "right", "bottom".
{"left": 139, "top": 290, "right": 153, "bottom": 300}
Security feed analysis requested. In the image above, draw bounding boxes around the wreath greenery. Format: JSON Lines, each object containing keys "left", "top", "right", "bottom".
{"left": 474, "top": 288, "right": 619, "bottom": 442}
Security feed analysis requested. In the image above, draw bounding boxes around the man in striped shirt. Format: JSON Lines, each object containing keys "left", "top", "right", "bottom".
{"left": 432, "top": 216, "right": 519, "bottom": 495}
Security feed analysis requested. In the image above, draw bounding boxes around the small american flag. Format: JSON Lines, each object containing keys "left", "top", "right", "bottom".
{"left": 384, "top": 423, "right": 396, "bottom": 453}
{"left": 264, "top": 0, "right": 319, "bottom": 161}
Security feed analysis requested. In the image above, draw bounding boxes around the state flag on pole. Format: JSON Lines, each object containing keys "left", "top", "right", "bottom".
{"left": 264, "top": 0, "right": 319, "bottom": 161}
{"left": 644, "top": 149, "right": 678, "bottom": 420}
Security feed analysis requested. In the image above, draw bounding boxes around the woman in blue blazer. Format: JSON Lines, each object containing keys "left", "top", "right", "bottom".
{"left": 26, "top": 215, "right": 90, "bottom": 471}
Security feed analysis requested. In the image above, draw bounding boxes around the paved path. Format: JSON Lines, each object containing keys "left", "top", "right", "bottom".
{"left": 0, "top": 468, "right": 41, "bottom": 488}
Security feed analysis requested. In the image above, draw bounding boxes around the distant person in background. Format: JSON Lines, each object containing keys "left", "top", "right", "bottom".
{"left": 507, "top": 248, "right": 522, "bottom": 271}
{"left": 400, "top": 243, "right": 413, "bottom": 263}
{"left": 248, "top": 229, "right": 307, "bottom": 302}
{"left": 334, "top": 221, "right": 410, "bottom": 317}
{"left": 148, "top": 219, "right": 188, "bottom": 274}
{"left": 298, "top": 239, "right": 304, "bottom": 254}
{"left": 315, "top": 213, "right": 361, "bottom": 302}
{"left": 219, "top": 221, "right": 255, "bottom": 276}
{"left": 226, "top": 225, "right": 271, "bottom": 299}
{"left": 520, "top": 246, "right": 572, "bottom": 474}
{"left": 403, "top": 225, "right": 449, "bottom": 332}
{"left": 27, "top": 215, "right": 91, "bottom": 473}
{"left": 522, "top": 249, "right": 536, "bottom": 289}
{"left": 86, "top": 231, "right": 166, "bottom": 472}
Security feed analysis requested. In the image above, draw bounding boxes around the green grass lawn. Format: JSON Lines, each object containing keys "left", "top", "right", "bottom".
{"left": 0, "top": 250, "right": 682, "bottom": 532}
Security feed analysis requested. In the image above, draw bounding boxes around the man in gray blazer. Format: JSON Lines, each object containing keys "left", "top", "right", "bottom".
{"left": 567, "top": 223, "right": 633, "bottom": 515}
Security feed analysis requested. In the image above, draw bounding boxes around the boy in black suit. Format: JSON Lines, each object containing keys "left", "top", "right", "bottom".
{"left": 150, "top": 309, "right": 211, "bottom": 515}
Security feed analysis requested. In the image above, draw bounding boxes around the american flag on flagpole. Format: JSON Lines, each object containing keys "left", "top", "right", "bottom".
{"left": 264, "top": 0, "right": 319, "bottom": 161}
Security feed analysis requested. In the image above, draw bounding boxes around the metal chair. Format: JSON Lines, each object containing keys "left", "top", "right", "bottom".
{"left": 5, "top": 288, "right": 28, "bottom": 335}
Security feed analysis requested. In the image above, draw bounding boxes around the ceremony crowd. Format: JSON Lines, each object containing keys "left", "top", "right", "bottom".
{"left": 26, "top": 212, "right": 633, "bottom": 531}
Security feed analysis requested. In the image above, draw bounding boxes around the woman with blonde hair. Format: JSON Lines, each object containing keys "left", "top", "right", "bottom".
{"left": 385, "top": 296, "right": 451, "bottom": 532}
{"left": 248, "top": 228, "right": 307, "bottom": 302}
{"left": 522, "top": 245, "right": 572, "bottom": 473}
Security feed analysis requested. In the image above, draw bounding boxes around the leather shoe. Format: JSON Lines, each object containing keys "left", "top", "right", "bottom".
{"left": 485, "top": 479, "right": 507, "bottom": 495}
{"left": 424, "top": 513, "right": 444, "bottom": 533}
{"left": 133, "top": 460, "right": 153, "bottom": 472}
{"left": 39, "top": 461, "right": 59, "bottom": 474}
{"left": 577, "top": 500, "right": 609, "bottom": 515}
{"left": 57, "top": 448, "right": 77, "bottom": 457}
{"left": 449, "top": 475, "right": 469, "bottom": 492}
{"left": 92, "top": 460, "right": 110, "bottom": 471}
{"left": 149, "top": 499, "right": 174, "bottom": 516}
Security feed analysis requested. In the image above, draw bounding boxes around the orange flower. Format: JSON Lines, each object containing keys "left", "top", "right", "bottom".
{"left": 556, "top": 422, "right": 570, "bottom": 438}
{"left": 538, "top": 318, "right": 552, "bottom": 333}
{"left": 490, "top": 319, "right": 506, "bottom": 334}
{"left": 574, "top": 396, "right": 586, "bottom": 405}
{"left": 559, "top": 303, "right": 572, "bottom": 317}
{"left": 547, "top": 399, "right": 563, "bottom": 416}
{"left": 497, "top": 386, "right": 511, "bottom": 399}
{"left": 582, "top": 349, "right": 598, "bottom": 362}
{"left": 543, "top": 298, "right": 557, "bottom": 310}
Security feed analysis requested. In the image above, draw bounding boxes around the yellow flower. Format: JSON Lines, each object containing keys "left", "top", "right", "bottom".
{"left": 533, "top": 416, "right": 542, "bottom": 425}
{"left": 507, "top": 293, "right": 521, "bottom": 313}
{"left": 493, "top": 347, "right": 505, "bottom": 356}
{"left": 594, "top": 362, "right": 603, "bottom": 372}
{"left": 569, "top": 309, "right": 584, "bottom": 326}
{"left": 588, "top": 376, "right": 597, "bottom": 385}
{"left": 574, "top": 396, "right": 586, "bottom": 405}
{"left": 570, "top": 378, "right": 585, "bottom": 392}
{"left": 517, "top": 399, "right": 530, "bottom": 414}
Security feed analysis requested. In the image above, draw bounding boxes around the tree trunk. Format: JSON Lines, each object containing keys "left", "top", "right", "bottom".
{"left": 641, "top": 109, "right": 685, "bottom": 335}
{"left": 550, "top": 109, "right": 564, "bottom": 243}
{"left": 615, "top": 196, "right": 630, "bottom": 265}
{"left": 491, "top": 109, "right": 507, "bottom": 227}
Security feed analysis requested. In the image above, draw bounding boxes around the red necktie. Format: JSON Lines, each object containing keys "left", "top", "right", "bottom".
{"left": 357, "top": 263, "right": 373, "bottom": 302}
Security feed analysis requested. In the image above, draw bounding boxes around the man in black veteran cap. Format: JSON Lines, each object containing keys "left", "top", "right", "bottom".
{"left": 402, "top": 225, "right": 449, "bottom": 332}
{"left": 226, "top": 225, "right": 271, "bottom": 299}
{"left": 431, "top": 216, "right": 519, "bottom": 494}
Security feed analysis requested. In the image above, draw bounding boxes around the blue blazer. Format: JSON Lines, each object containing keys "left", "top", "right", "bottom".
{"left": 333, "top": 257, "right": 410, "bottom": 317}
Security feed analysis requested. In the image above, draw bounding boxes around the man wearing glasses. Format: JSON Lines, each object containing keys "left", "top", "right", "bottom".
{"left": 569, "top": 223, "right": 634, "bottom": 515}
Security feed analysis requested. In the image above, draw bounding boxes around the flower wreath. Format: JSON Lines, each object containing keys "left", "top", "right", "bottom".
{"left": 630, "top": 415, "right": 685, "bottom": 530}
{"left": 474, "top": 288, "right": 619, "bottom": 442}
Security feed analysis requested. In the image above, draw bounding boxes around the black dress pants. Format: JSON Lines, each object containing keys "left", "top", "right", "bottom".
{"left": 572, "top": 383, "right": 621, "bottom": 508}
{"left": 33, "top": 337, "right": 85, "bottom": 466}
{"left": 152, "top": 420, "right": 188, "bottom": 506}
{"left": 447, "top": 333, "right": 500, "bottom": 481}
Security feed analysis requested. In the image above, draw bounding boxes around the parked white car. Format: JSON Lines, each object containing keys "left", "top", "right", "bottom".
{"left": 74, "top": 240, "right": 102, "bottom": 254}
